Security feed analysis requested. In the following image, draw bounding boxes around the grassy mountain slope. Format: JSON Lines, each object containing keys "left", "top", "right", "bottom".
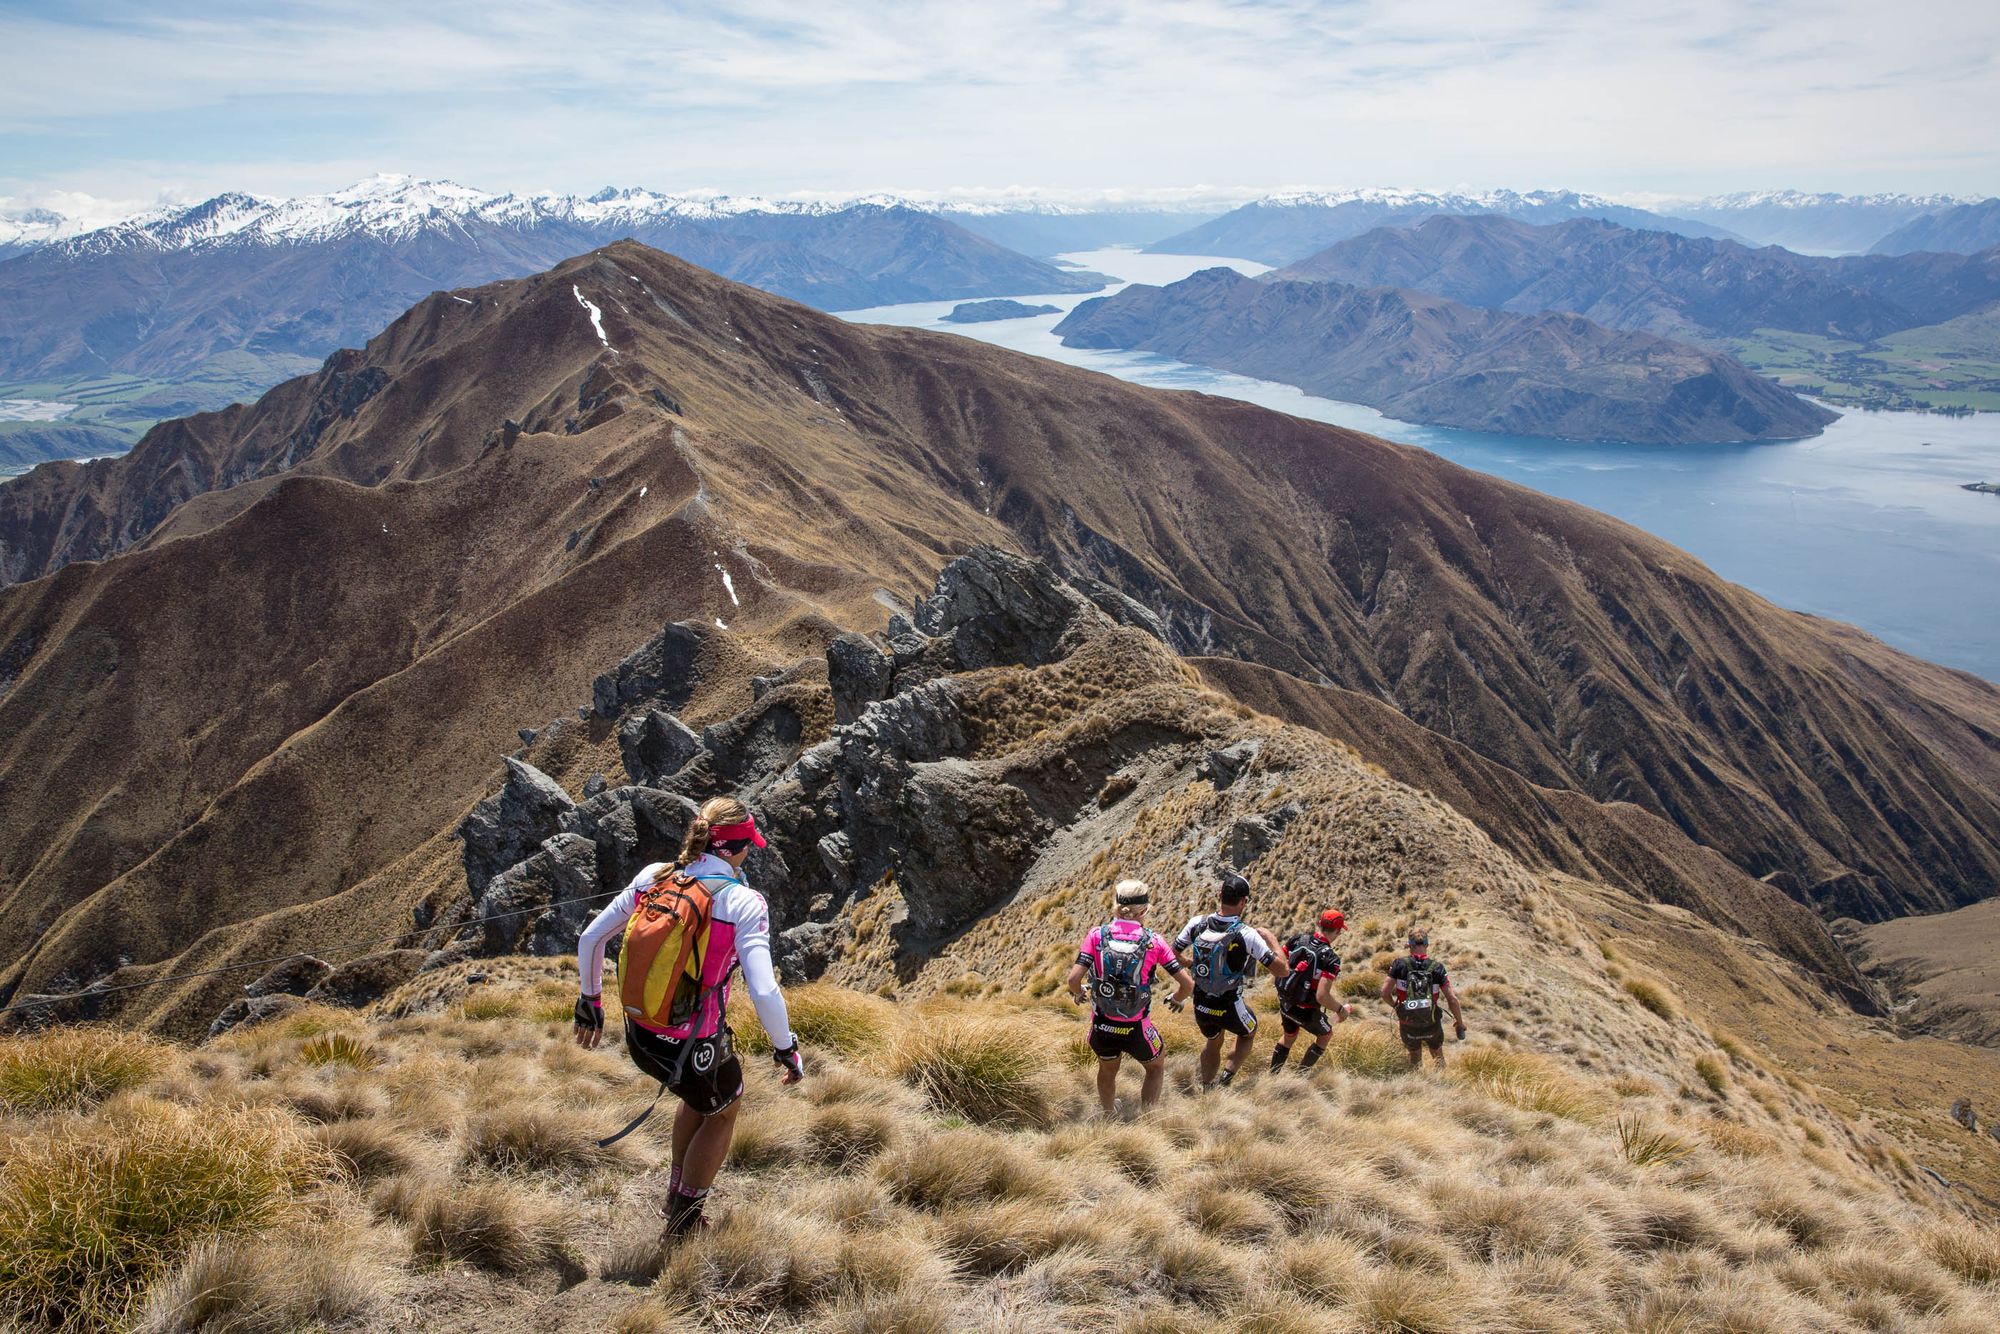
{"left": 4, "top": 243, "right": 2000, "bottom": 1037}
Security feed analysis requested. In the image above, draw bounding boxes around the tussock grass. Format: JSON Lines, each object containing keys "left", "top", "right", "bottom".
{"left": 1321, "top": 1022, "right": 1410, "bottom": 1078}
{"left": 408, "top": 1180, "right": 570, "bottom": 1276}
{"left": 1694, "top": 1053, "right": 1729, "bottom": 1094}
{"left": 314, "top": 1117, "right": 420, "bottom": 1183}
{"left": 0, "top": 1099, "right": 326, "bottom": 1330}
{"left": 876, "top": 1129, "right": 1055, "bottom": 1211}
{"left": 12, "top": 966, "right": 2000, "bottom": 1333}
{"left": 132, "top": 1223, "right": 390, "bottom": 1334}
{"left": 1623, "top": 977, "right": 1678, "bottom": 1019}
{"left": 885, "top": 1013, "right": 1055, "bottom": 1127}
{"left": 1619, "top": 1115, "right": 1698, "bottom": 1167}
{"left": 1922, "top": 1221, "right": 2000, "bottom": 1283}
{"left": 1450, "top": 1045, "right": 1603, "bottom": 1122}
{"left": 465, "top": 1101, "right": 618, "bottom": 1176}
{"left": 0, "top": 1027, "right": 172, "bottom": 1112}
{"left": 658, "top": 1212, "right": 843, "bottom": 1313}
{"left": 297, "top": 1032, "right": 380, "bottom": 1070}
{"left": 733, "top": 984, "right": 896, "bottom": 1058}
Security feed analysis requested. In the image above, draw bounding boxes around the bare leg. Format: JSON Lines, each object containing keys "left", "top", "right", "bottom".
{"left": 676, "top": 1101, "right": 741, "bottom": 1193}
{"left": 1223, "top": 1032, "right": 1253, "bottom": 1079}
{"left": 1199, "top": 1035, "right": 1224, "bottom": 1086}
{"left": 1096, "top": 1058, "right": 1120, "bottom": 1113}
{"left": 1140, "top": 1056, "right": 1168, "bottom": 1109}
{"left": 671, "top": 1100, "right": 701, "bottom": 1172}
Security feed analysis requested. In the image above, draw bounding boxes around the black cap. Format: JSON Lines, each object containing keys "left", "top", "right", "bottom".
{"left": 1219, "top": 871, "right": 1251, "bottom": 905}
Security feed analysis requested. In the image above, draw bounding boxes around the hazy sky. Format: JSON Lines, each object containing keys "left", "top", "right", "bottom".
{"left": 3, "top": 0, "right": 1996, "bottom": 217}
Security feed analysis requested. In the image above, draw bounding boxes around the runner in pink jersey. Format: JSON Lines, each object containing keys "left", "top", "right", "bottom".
{"left": 1067, "top": 878, "right": 1192, "bottom": 1114}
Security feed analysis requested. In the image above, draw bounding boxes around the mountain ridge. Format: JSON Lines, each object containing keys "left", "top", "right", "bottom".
{"left": 1273, "top": 213, "right": 2000, "bottom": 342}
{"left": 1053, "top": 266, "right": 1836, "bottom": 444}
{"left": 1142, "top": 188, "right": 1742, "bottom": 264}
{"left": 4, "top": 242, "right": 1999, "bottom": 1035}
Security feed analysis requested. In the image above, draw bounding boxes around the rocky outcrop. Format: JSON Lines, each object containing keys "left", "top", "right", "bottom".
{"left": 443, "top": 547, "right": 1190, "bottom": 978}
{"left": 459, "top": 759, "right": 575, "bottom": 894}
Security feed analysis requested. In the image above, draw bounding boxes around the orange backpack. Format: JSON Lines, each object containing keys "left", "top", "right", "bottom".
{"left": 618, "top": 869, "right": 734, "bottom": 1029}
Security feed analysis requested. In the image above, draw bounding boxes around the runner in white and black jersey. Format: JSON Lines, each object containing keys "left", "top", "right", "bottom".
{"left": 1172, "top": 872, "right": 1289, "bottom": 1088}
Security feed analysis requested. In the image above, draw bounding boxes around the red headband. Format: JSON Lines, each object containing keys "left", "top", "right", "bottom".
{"left": 709, "top": 818, "right": 765, "bottom": 848}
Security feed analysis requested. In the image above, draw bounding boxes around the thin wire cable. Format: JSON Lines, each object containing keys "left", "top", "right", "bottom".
{"left": 0, "top": 887, "right": 623, "bottom": 1017}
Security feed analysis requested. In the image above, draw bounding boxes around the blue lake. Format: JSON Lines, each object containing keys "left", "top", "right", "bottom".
{"left": 843, "top": 248, "right": 2000, "bottom": 684}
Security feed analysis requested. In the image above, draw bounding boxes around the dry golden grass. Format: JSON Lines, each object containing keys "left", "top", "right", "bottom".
{"left": 0, "top": 1027, "right": 172, "bottom": 1112}
{"left": 1623, "top": 976, "right": 1678, "bottom": 1019}
{"left": 3, "top": 966, "right": 1998, "bottom": 1333}
{"left": 1450, "top": 1045, "right": 1603, "bottom": 1122}
{"left": 0, "top": 1099, "right": 327, "bottom": 1330}
{"left": 883, "top": 1011, "right": 1056, "bottom": 1127}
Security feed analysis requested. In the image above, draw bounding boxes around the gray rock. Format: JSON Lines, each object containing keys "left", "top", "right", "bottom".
{"left": 244, "top": 955, "right": 332, "bottom": 999}
{"left": 306, "top": 950, "right": 430, "bottom": 1008}
{"left": 914, "top": 547, "right": 1109, "bottom": 671}
{"left": 817, "top": 830, "right": 854, "bottom": 883}
{"left": 1220, "top": 802, "right": 1301, "bottom": 868}
{"left": 207, "top": 994, "right": 302, "bottom": 1040}
{"left": 459, "top": 758, "right": 576, "bottom": 894}
{"left": 886, "top": 612, "right": 915, "bottom": 637}
{"left": 701, "top": 696, "right": 808, "bottom": 788}
{"left": 1067, "top": 572, "right": 1173, "bottom": 645}
{"left": 828, "top": 632, "right": 893, "bottom": 725}
{"left": 618, "top": 709, "right": 702, "bottom": 786}
{"left": 1202, "top": 740, "right": 1262, "bottom": 789}
{"left": 478, "top": 833, "right": 603, "bottom": 955}
{"left": 583, "top": 773, "right": 608, "bottom": 798}
{"left": 591, "top": 621, "right": 705, "bottom": 720}
{"left": 776, "top": 920, "right": 854, "bottom": 982}
{"left": 891, "top": 758, "right": 1049, "bottom": 939}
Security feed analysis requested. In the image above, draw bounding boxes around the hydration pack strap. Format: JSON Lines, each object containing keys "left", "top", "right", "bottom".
{"left": 598, "top": 1082, "right": 666, "bottom": 1148}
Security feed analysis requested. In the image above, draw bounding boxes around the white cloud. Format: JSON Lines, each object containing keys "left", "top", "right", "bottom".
{"left": 2, "top": 0, "right": 1996, "bottom": 201}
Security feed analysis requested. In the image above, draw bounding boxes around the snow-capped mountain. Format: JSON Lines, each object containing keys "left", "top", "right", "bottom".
{"left": 0, "top": 175, "right": 1106, "bottom": 459}
{"left": 0, "top": 206, "right": 91, "bottom": 259}
{"left": 35, "top": 174, "right": 950, "bottom": 258}
{"left": 1668, "top": 190, "right": 1977, "bottom": 254}
{"left": 1141, "top": 187, "right": 1740, "bottom": 265}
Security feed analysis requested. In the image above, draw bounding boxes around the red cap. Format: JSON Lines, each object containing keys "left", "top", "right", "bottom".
{"left": 710, "top": 817, "right": 766, "bottom": 849}
{"left": 1318, "top": 909, "right": 1346, "bottom": 934}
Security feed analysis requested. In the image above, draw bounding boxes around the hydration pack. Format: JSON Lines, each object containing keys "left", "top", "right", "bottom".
{"left": 1189, "top": 917, "right": 1250, "bottom": 995}
{"left": 619, "top": 869, "right": 736, "bottom": 1031}
{"left": 1089, "top": 924, "right": 1157, "bottom": 1013}
{"left": 1281, "top": 933, "right": 1338, "bottom": 1008}
{"left": 1397, "top": 958, "right": 1443, "bottom": 1032}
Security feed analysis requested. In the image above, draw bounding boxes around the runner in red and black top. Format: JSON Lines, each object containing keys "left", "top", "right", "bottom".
{"left": 1270, "top": 909, "right": 1356, "bottom": 1072}
{"left": 1381, "top": 929, "right": 1466, "bottom": 1069}
{"left": 1067, "top": 879, "right": 1193, "bottom": 1114}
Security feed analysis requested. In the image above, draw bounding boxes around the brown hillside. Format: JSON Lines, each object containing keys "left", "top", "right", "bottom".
{"left": 3, "top": 241, "right": 2000, "bottom": 1028}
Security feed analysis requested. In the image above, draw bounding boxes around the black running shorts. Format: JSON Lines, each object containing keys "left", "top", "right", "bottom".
{"left": 1193, "top": 990, "right": 1258, "bottom": 1039}
{"left": 1400, "top": 1025, "right": 1446, "bottom": 1053}
{"left": 1279, "top": 1002, "right": 1333, "bottom": 1038}
{"left": 1088, "top": 1013, "right": 1164, "bottom": 1062}
{"left": 626, "top": 1023, "right": 744, "bottom": 1117}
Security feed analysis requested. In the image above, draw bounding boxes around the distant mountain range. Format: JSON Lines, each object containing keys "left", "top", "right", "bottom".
{"left": 1276, "top": 214, "right": 2000, "bottom": 343}
{"left": 1055, "top": 267, "right": 1834, "bottom": 444}
{"left": 1870, "top": 199, "right": 2000, "bottom": 256}
{"left": 1667, "top": 190, "right": 1978, "bottom": 255}
{"left": 0, "top": 176, "right": 1104, "bottom": 455}
{"left": 1142, "top": 189, "right": 1743, "bottom": 265}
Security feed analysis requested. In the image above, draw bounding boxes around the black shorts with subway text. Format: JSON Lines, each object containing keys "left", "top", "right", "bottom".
{"left": 1193, "top": 989, "right": 1258, "bottom": 1039}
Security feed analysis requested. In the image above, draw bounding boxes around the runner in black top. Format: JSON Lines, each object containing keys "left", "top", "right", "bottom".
{"left": 1381, "top": 929, "right": 1466, "bottom": 1069}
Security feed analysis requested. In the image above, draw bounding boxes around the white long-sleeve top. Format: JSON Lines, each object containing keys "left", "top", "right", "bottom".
{"left": 576, "top": 854, "right": 795, "bottom": 1050}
